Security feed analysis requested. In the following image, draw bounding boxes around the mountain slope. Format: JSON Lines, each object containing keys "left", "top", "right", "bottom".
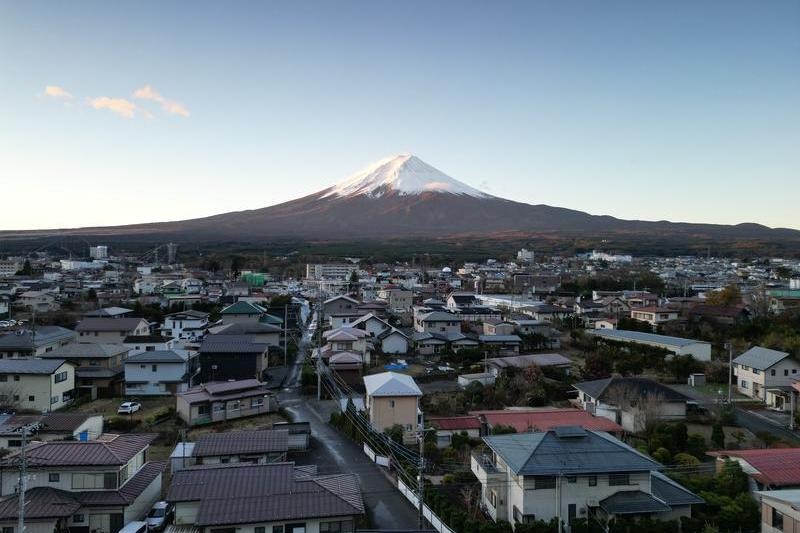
{"left": 2, "top": 154, "right": 799, "bottom": 247}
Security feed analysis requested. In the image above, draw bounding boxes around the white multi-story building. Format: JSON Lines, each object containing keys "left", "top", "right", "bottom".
{"left": 733, "top": 346, "right": 800, "bottom": 409}
{"left": 305, "top": 263, "right": 358, "bottom": 280}
{"left": 517, "top": 248, "right": 534, "bottom": 263}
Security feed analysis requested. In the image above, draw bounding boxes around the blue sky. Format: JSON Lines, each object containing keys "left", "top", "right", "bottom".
{"left": 1, "top": 1, "right": 798, "bottom": 230}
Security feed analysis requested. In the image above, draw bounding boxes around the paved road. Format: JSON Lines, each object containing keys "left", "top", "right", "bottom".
{"left": 278, "top": 321, "right": 419, "bottom": 529}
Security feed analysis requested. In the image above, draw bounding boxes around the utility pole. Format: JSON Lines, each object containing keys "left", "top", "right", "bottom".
{"left": 17, "top": 425, "right": 31, "bottom": 533}
{"left": 283, "top": 304, "right": 288, "bottom": 368}
{"left": 316, "top": 286, "right": 324, "bottom": 401}
{"left": 417, "top": 428, "right": 425, "bottom": 529}
{"left": 727, "top": 343, "right": 733, "bottom": 403}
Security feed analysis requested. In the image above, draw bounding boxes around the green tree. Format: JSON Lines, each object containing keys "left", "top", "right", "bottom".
{"left": 16, "top": 259, "right": 33, "bottom": 275}
{"left": 705, "top": 284, "right": 742, "bottom": 306}
{"left": 711, "top": 423, "right": 725, "bottom": 449}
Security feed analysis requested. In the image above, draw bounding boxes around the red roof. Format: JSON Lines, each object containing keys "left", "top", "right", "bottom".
{"left": 708, "top": 448, "right": 800, "bottom": 486}
{"left": 427, "top": 416, "right": 482, "bottom": 431}
{"left": 470, "top": 408, "right": 624, "bottom": 434}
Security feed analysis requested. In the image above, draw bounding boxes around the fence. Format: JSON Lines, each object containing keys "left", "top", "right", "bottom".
{"left": 397, "top": 478, "right": 456, "bottom": 533}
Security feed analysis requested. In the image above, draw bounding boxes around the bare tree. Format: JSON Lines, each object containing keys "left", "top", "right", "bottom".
{"left": 460, "top": 485, "right": 480, "bottom": 519}
{"left": 0, "top": 384, "right": 21, "bottom": 413}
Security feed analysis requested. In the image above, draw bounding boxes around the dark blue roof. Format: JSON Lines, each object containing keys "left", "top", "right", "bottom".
{"left": 650, "top": 472, "right": 704, "bottom": 506}
{"left": 483, "top": 429, "right": 661, "bottom": 476}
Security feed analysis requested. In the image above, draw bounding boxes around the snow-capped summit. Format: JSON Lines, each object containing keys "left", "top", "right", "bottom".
{"left": 322, "top": 154, "right": 490, "bottom": 199}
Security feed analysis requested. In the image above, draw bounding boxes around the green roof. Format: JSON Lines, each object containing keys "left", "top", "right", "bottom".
{"left": 220, "top": 301, "right": 266, "bottom": 315}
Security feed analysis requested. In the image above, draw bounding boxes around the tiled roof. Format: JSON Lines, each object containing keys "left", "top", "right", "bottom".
{"left": 192, "top": 430, "right": 289, "bottom": 457}
{"left": 43, "top": 343, "right": 129, "bottom": 359}
{"left": 650, "top": 471, "right": 704, "bottom": 506}
{"left": 487, "top": 353, "right": 571, "bottom": 369}
{"left": 0, "top": 326, "right": 76, "bottom": 349}
{"left": 428, "top": 416, "right": 482, "bottom": 431}
{"left": 0, "top": 358, "right": 70, "bottom": 374}
{"left": 0, "top": 413, "right": 97, "bottom": 434}
{"left": 471, "top": 409, "right": 623, "bottom": 434}
{"left": 220, "top": 301, "right": 266, "bottom": 315}
{"left": 127, "top": 350, "right": 185, "bottom": 363}
{"left": 124, "top": 335, "right": 173, "bottom": 343}
{"left": 2, "top": 433, "right": 155, "bottom": 467}
{"left": 483, "top": 429, "right": 661, "bottom": 476}
{"left": 212, "top": 322, "right": 282, "bottom": 335}
{"left": 574, "top": 377, "right": 689, "bottom": 403}
{"left": 200, "top": 335, "right": 267, "bottom": 353}
{"left": 600, "top": 490, "right": 671, "bottom": 515}
{"left": 76, "top": 317, "right": 147, "bottom": 332}
{"left": 708, "top": 448, "right": 800, "bottom": 486}
{"left": 84, "top": 307, "right": 133, "bottom": 317}
{"left": 166, "top": 463, "right": 364, "bottom": 526}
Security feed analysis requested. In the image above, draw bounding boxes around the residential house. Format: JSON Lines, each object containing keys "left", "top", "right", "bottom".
{"left": 176, "top": 379, "right": 276, "bottom": 426}
{"left": 733, "top": 346, "right": 800, "bottom": 408}
{"left": 528, "top": 304, "right": 572, "bottom": 322}
{"left": 574, "top": 377, "right": 690, "bottom": 433}
{"left": 486, "top": 353, "right": 572, "bottom": 376}
{"left": 123, "top": 334, "right": 175, "bottom": 355}
{"left": 0, "top": 326, "right": 76, "bottom": 358}
{"left": 76, "top": 317, "right": 150, "bottom": 343}
{"left": 322, "top": 327, "right": 369, "bottom": 356}
{"left": 198, "top": 335, "right": 269, "bottom": 382}
{"left": 208, "top": 321, "right": 282, "bottom": 347}
{"left": 351, "top": 313, "right": 393, "bottom": 338}
{"left": 630, "top": 307, "right": 679, "bottom": 327}
{"left": 377, "top": 288, "right": 413, "bottom": 314}
{"left": 0, "top": 412, "right": 104, "bottom": 448}
{"left": 174, "top": 429, "right": 290, "bottom": 470}
{"left": 219, "top": 301, "right": 266, "bottom": 324}
{"left": 0, "top": 359, "right": 76, "bottom": 412}
{"left": 688, "top": 305, "right": 750, "bottom": 326}
{"left": 0, "top": 434, "right": 165, "bottom": 533}
{"left": 19, "top": 290, "right": 58, "bottom": 312}
{"left": 378, "top": 328, "right": 411, "bottom": 355}
{"left": 166, "top": 462, "right": 364, "bottom": 533}
{"left": 428, "top": 416, "right": 483, "bottom": 448}
{"left": 323, "top": 295, "right": 360, "bottom": 316}
{"left": 483, "top": 319, "right": 515, "bottom": 336}
{"left": 479, "top": 334, "right": 522, "bottom": 354}
{"left": 588, "top": 329, "right": 712, "bottom": 361}
{"left": 471, "top": 427, "right": 702, "bottom": 526}
{"left": 328, "top": 312, "right": 364, "bottom": 329}
{"left": 447, "top": 292, "right": 478, "bottom": 310}
{"left": 708, "top": 448, "right": 800, "bottom": 492}
{"left": 41, "top": 343, "right": 130, "bottom": 398}
{"left": 756, "top": 489, "right": 800, "bottom": 532}
{"left": 163, "top": 309, "right": 209, "bottom": 340}
{"left": 414, "top": 311, "right": 461, "bottom": 334}
{"left": 624, "top": 292, "right": 660, "bottom": 308}
{"left": 125, "top": 350, "right": 192, "bottom": 395}
{"left": 364, "top": 372, "right": 422, "bottom": 445}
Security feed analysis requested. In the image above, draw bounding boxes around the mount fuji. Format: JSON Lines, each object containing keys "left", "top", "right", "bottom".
{"left": 3, "top": 154, "right": 799, "bottom": 252}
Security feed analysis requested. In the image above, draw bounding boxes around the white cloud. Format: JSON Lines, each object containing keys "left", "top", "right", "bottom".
{"left": 44, "top": 85, "right": 72, "bottom": 99}
{"left": 133, "top": 84, "right": 190, "bottom": 117}
{"left": 88, "top": 97, "right": 137, "bottom": 118}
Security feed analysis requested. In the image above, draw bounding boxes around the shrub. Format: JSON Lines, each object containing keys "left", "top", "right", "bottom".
{"left": 674, "top": 452, "right": 700, "bottom": 466}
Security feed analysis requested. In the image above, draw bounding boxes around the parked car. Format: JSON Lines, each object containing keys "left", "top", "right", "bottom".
{"left": 145, "top": 501, "right": 174, "bottom": 531}
{"left": 117, "top": 401, "right": 142, "bottom": 414}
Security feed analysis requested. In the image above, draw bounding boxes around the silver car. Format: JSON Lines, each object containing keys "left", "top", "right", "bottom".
{"left": 145, "top": 501, "right": 174, "bottom": 531}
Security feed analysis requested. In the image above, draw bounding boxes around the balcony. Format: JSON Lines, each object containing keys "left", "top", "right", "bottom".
{"left": 471, "top": 450, "right": 505, "bottom": 483}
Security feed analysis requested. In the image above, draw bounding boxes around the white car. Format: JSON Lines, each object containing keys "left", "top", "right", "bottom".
{"left": 117, "top": 401, "right": 142, "bottom": 414}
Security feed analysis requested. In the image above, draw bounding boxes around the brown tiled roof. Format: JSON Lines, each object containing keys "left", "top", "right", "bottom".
{"left": 192, "top": 430, "right": 289, "bottom": 457}
{"left": 167, "top": 463, "right": 364, "bottom": 526}
{"left": 178, "top": 380, "right": 271, "bottom": 405}
{"left": 0, "top": 413, "right": 97, "bottom": 434}
{"left": 2, "top": 433, "right": 155, "bottom": 467}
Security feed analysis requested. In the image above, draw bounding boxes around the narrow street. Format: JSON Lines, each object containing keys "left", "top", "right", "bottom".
{"left": 278, "top": 316, "right": 419, "bottom": 529}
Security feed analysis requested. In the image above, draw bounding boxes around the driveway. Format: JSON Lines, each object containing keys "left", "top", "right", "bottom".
{"left": 278, "top": 321, "right": 418, "bottom": 529}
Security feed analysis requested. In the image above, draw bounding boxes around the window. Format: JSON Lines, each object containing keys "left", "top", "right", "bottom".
{"left": 389, "top": 400, "right": 396, "bottom": 408}
{"left": 566, "top": 475, "right": 577, "bottom": 483}
{"left": 785, "top": 369, "right": 789, "bottom": 376}
{"left": 771, "top": 369, "right": 777, "bottom": 376}
{"left": 609, "top": 473, "right": 630, "bottom": 486}
{"left": 255, "top": 528, "right": 265, "bottom": 533}
{"left": 49, "top": 473, "right": 60, "bottom": 482}
{"left": 72, "top": 515, "right": 85, "bottom": 524}
{"left": 152, "top": 364, "right": 158, "bottom": 372}
{"left": 490, "top": 489, "right": 497, "bottom": 508}
{"left": 740, "top": 380, "right": 748, "bottom": 389}
{"left": 54, "top": 371, "right": 68, "bottom": 383}
{"left": 513, "top": 506, "right": 523, "bottom": 523}
{"left": 0, "top": 376, "right": 5, "bottom": 382}
{"left": 319, "top": 521, "right": 353, "bottom": 533}
{"left": 753, "top": 369, "right": 760, "bottom": 375}
{"left": 534, "top": 476, "right": 556, "bottom": 490}
{"left": 13, "top": 375, "right": 19, "bottom": 382}
{"left": 4, "top": 527, "right": 14, "bottom": 533}
{"left": 273, "top": 527, "right": 284, "bottom": 533}
{"left": 28, "top": 395, "right": 34, "bottom": 402}
{"left": 51, "top": 396, "right": 59, "bottom": 405}
{"left": 8, "top": 440, "right": 21, "bottom": 447}
{"left": 251, "top": 398, "right": 264, "bottom": 408}
{"left": 588, "top": 475, "right": 597, "bottom": 486}
{"left": 772, "top": 507, "right": 784, "bottom": 530}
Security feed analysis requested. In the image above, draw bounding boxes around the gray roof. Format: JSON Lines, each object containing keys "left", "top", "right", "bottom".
{"left": 0, "top": 413, "right": 98, "bottom": 434}
{"left": 651, "top": 471, "right": 704, "bottom": 506}
{"left": 127, "top": 350, "right": 185, "bottom": 364}
{"left": 488, "top": 353, "right": 572, "bottom": 369}
{"left": 0, "top": 358, "right": 70, "bottom": 374}
{"left": 574, "top": 377, "right": 689, "bottom": 403}
{"left": 213, "top": 322, "right": 282, "bottom": 335}
{"left": 0, "top": 327, "right": 76, "bottom": 349}
{"left": 479, "top": 335, "right": 522, "bottom": 343}
{"left": 166, "top": 310, "right": 209, "bottom": 319}
{"left": 733, "top": 346, "right": 791, "bottom": 370}
{"left": 420, "top": 311, "right": 459, "bottom": 322}
{"left": 363, "top": 372, "right": 422, "bottom": 397}
{"left": 600, "top": 491, "right": 672, "bottom": 515}
{"left": 482, "top": 429, "right": 661, "bottom": 476}
{"left": 588, "top": 329, "right": 709, "bottom": 348}
{"left": 192, "top": 430, "right": 289, "bottom": 457}
{"left": 166, "top": 463, "right": 364, "bottom": 526}
{"left": 84, "top": 307, "right": 133, "bottom": 317}
{"left": 42, "top": 343, "right": 129, "bottom": 359}
{"left": 76, "top": 317, "right": 147, "bottom": 332}
{"left": 200, "top": 335, "right": 267, "bottom": 353}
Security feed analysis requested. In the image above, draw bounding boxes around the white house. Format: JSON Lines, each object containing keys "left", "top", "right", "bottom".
{"left": 163, "top": 310, "right": 209, "bottom": 341}
{"left": 733, "top": 346, "right": 800, "bottom": 408}
{"left": 0, "top": 359, "right": 76, "bottom": 412}
{"left": 378, "top": 328, "right": 410, "bottom": 355}
{"left": 364, "top": 372, "right": 422, "bottom": 445}
{"left": 471, "top": 428, "right": 702, "bottom": 527}
{"left": 125, "top": 350, "right": 192, "bottom": 395}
